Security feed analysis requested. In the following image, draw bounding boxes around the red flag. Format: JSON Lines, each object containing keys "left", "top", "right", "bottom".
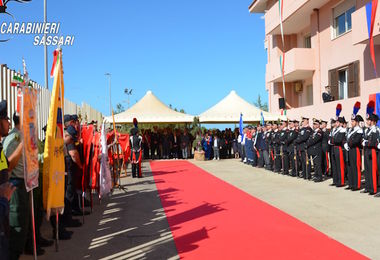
{"left": 0, "top": 0, "right": 3, "bottom": 6}
{"left": 370, "top": 0, "right": 378, "bottom": 74}
{"left": 90, "top": 132, "right": 101, "bottom": 190}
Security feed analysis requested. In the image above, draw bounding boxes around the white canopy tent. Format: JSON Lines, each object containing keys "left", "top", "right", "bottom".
{"left": 198, "top": 90, "right": 286, "bottom": 123}
{"left": 104, "top": 90, "right": 194, "bottom": 124}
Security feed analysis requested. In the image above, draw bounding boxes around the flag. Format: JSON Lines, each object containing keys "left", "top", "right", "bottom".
{"left": 50, "top": 49, "right": 60, "bottom": 78}
{"left": 369, "top": 93, "right": 380, "bottom": 127}
{"left": 239, "top": 113, "right": 243, "bottom": 142}
{"left": 99, "top": 122, "right": 112, "bottom": 198}
{"left": 366, "top": 0, "right": 378, "bottom": 75}
{"left": 43, "top": 49, "right": 65, "bottom": 218}
{"left": 0, "top": 0, "right": 3, "bottom": 6}
{"left": 279, "top": 0, "right": 286, "bottom": 112}
{"left": 260, "top": 111, "right": 265, "bottom": 126}
{"left": 22, "top": 87, "right": 39, "bottom": 192}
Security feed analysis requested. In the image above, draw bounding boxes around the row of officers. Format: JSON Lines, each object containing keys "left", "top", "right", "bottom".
{"left": 240, "top": 102, "right": 380, "bottom": 196}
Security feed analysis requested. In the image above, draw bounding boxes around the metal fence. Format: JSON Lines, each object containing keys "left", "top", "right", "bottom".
{"left": 0, "top": 64, "right": 103, "bottom": 140}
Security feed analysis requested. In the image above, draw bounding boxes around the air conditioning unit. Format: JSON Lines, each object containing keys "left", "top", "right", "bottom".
{"left": 294, "top": 81, "right": 303, "bottom": 93}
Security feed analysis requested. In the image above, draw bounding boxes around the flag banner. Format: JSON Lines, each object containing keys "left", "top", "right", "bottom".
{"left": 21, "top": 87, "right": 39, "bottom": 192}
{"left": 366, "top": 0, "right": 378, "bottom": 75}
{"left": 81, "top": 124, "right": 94, "bottom": 192}
{"left": 43, "top": 50, "right": 65, "bottom": 218}
{"left": 90, "top": 132, "right": 101, "bottom": 190}
{"left": 260, "top": 111, "right": 265, "bottom": 126}
{"left": 239, "top": 113, "right": 243, "bottom": 142}
{"left": 99, "top": 122, "right": 112, "bottom": 198}
{"left": 370, "top": 93, "right": 380, "bottom": 127}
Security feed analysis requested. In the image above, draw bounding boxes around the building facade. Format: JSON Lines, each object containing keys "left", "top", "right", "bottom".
{"left": 250, "top": 0, "right": 380, "bottom": 121}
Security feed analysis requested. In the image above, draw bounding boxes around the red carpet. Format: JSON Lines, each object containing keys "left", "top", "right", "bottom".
{"left": 150, "top": 160, "right": 367, "bottom": 259}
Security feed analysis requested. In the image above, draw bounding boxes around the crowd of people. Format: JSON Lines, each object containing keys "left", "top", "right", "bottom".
{"left": 0, "top": 98, "right": 119, "bottom": 259}
{"left": 237, "top": 101, "right": 380, "bottom": 196}
{"left": 1, "top": 97, "right": 380, "bottom": 259}
{"left": 139, "top": 127, "right": 241, "bottom": 160}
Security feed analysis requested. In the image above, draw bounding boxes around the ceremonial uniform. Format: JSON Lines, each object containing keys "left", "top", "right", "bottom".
{"left": 130, "top": 128, "right": 143, "bottom": 178}
{"left": 264, "top": 129, "right": 273, "bottom": 170}
{"left": 296, "top": 124, "right": 312, "bottom": 179}
{"left": 331, "top": 124, "right": 346, "bottom": 187}
{"left": 345, "top": 125, "right": 363, "bottom": 190}
{"left": 287, "top": 126, "right": 298, "bottom": 176}
{"left": 321, "top": 126, "right": 330, "bottom": 176}
{"left": 363, "top": 124, "right": 379, "bottom": 194}
{"left": 256, "top": 130, "right": 266, "bottom": 168}
{"left": 279, "top": 127, "right": 289, "bottom": 174}
{"left": 329, "top": 125, "right": 338, "bottom": 184}
{"left": 306, "top": 124, "right": 323, "bottom": 182}
{"left": 273, "top": 129, "right": 281, "bottom": 172}
{"left": 267, "top": 130, "right": 274, "bottom": 170}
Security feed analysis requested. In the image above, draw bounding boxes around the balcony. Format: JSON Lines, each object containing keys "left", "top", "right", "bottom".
{"left": 352, "top": 4, "right": 380, "bottom": 45}
{"left": 264, "top": 0, "right": 330, "bottom": 35}
{"left": 266, "top": 48, "right": 315, "bottom": 83}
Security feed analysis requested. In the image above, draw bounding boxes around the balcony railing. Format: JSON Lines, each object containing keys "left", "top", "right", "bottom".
{"left": 266, "top": 48, "right": 315, "bottom": 83}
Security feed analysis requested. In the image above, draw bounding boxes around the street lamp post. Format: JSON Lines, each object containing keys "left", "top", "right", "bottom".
{"left": 44, "top": 0, "right": 48, "bottom": 89}
{"left": 124, "top": 88, "right": 133, "bottom": 109}
{"left": 105, "top": 73, "right": 112, "bottom": 115}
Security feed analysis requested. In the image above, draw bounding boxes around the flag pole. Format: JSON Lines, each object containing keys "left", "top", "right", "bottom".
{"left": 44, "top": 0, "right": 48, "bottom": 89}
{"left": 30, "top": 191, "right": 37, "bottom": 260}
{"left": 55, "top": 210, "right": 59, "bottom": 252}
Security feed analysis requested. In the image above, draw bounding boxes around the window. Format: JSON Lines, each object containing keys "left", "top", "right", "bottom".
{"left": 328, "top": 61, "right": 360, "bottom": 101}
{"left": 333, "top": 0, "right": 355, "bottom": 38}
{"left": 338, "top": 69, "right": 348, "bottom": 99}
{"left": 304, "top": 35, "right": 311, "bottom": 48}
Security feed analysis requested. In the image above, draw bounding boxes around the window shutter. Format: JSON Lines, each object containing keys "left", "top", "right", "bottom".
{"left": 329, "top": 69, "right": 338, "bottom": 100}
{"left": 354, "top": 61, "right": 360, "bottom": 96}
{"left": 348, "top": 61, "right": 360, "bottom": 98}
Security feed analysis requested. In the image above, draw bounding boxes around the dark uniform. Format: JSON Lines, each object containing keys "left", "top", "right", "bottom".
{"left": 328, "top": 123, "right": 338, "bottom": 184}
{"left": 296, "top": 122, "right": 312, "bottom": 179}
{"left": 321, "top": 124, "right": 330, "bottom": 176}
{"left": 331, "top": 119, "right": 347, "bottom": 187}
{"left": 273, "top": 129, "right": 281, "bottom": 173}
{"left": 288, "top": 127, "right": 298, "bottom": 177}
{"left": 362, "top": 118, "right": 379, "bottom": 195}
{"left": 130, "top": 128, "right": 143, "bottom": 178}
{"left": 345, "top": 124, "right": 363, "bottom": 190}
{"left": 266, "top": 129, "right": 274, "bottom": 171}
{"left": 307, "top": 120, "right": 323, "bottom": 182}
{"left": 279, "top": 126, "right": 289, "bottom": 175}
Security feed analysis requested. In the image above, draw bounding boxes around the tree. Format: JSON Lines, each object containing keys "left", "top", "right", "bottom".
{"left": 180, "top": 109, "right": 185, "bottom": 113}
{"left": 254, "top": 94, "right": 268, "bottom": 112}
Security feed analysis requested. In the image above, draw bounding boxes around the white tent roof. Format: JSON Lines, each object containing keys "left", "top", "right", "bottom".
{"left": 199, "top": 90, "right": 285, "bottom": 123}
{"left": 104, "top": 90, "right": 194, "bottom": 124}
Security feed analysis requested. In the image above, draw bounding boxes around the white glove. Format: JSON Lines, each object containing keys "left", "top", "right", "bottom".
{"left": 377, "top": 143, "right": 380, "bottom": 150}
{"left": 344, "top": 143, "right": 349, "bottom": 151}
{"left": 328, "top": 140, "right": 331, "bottom": 145}
{"left": 362, "top": 140, "right": 368, "bottom": 147}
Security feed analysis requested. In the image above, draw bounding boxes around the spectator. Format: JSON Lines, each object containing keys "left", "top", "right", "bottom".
{"left": 181, "top": 130, "right": 190, "bottom": 159}
{"left": 322, "top": 86, "right": 334, "bottom": 103}
{"left": 213, "top": 135, "right": 221, "bottom": 160}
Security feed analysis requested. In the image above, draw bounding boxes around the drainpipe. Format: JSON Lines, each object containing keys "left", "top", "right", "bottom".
{"left": 314, "top": 8, "right": 322, "bottom": 105}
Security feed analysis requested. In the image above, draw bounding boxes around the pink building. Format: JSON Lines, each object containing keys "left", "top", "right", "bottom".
{"left": 249, "top": 0, "right": 380, "bottom": 121}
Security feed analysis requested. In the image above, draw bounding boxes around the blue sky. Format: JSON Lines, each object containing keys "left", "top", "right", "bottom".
{"left": 0, "top": 0, "right": 267, "bottom": 117}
